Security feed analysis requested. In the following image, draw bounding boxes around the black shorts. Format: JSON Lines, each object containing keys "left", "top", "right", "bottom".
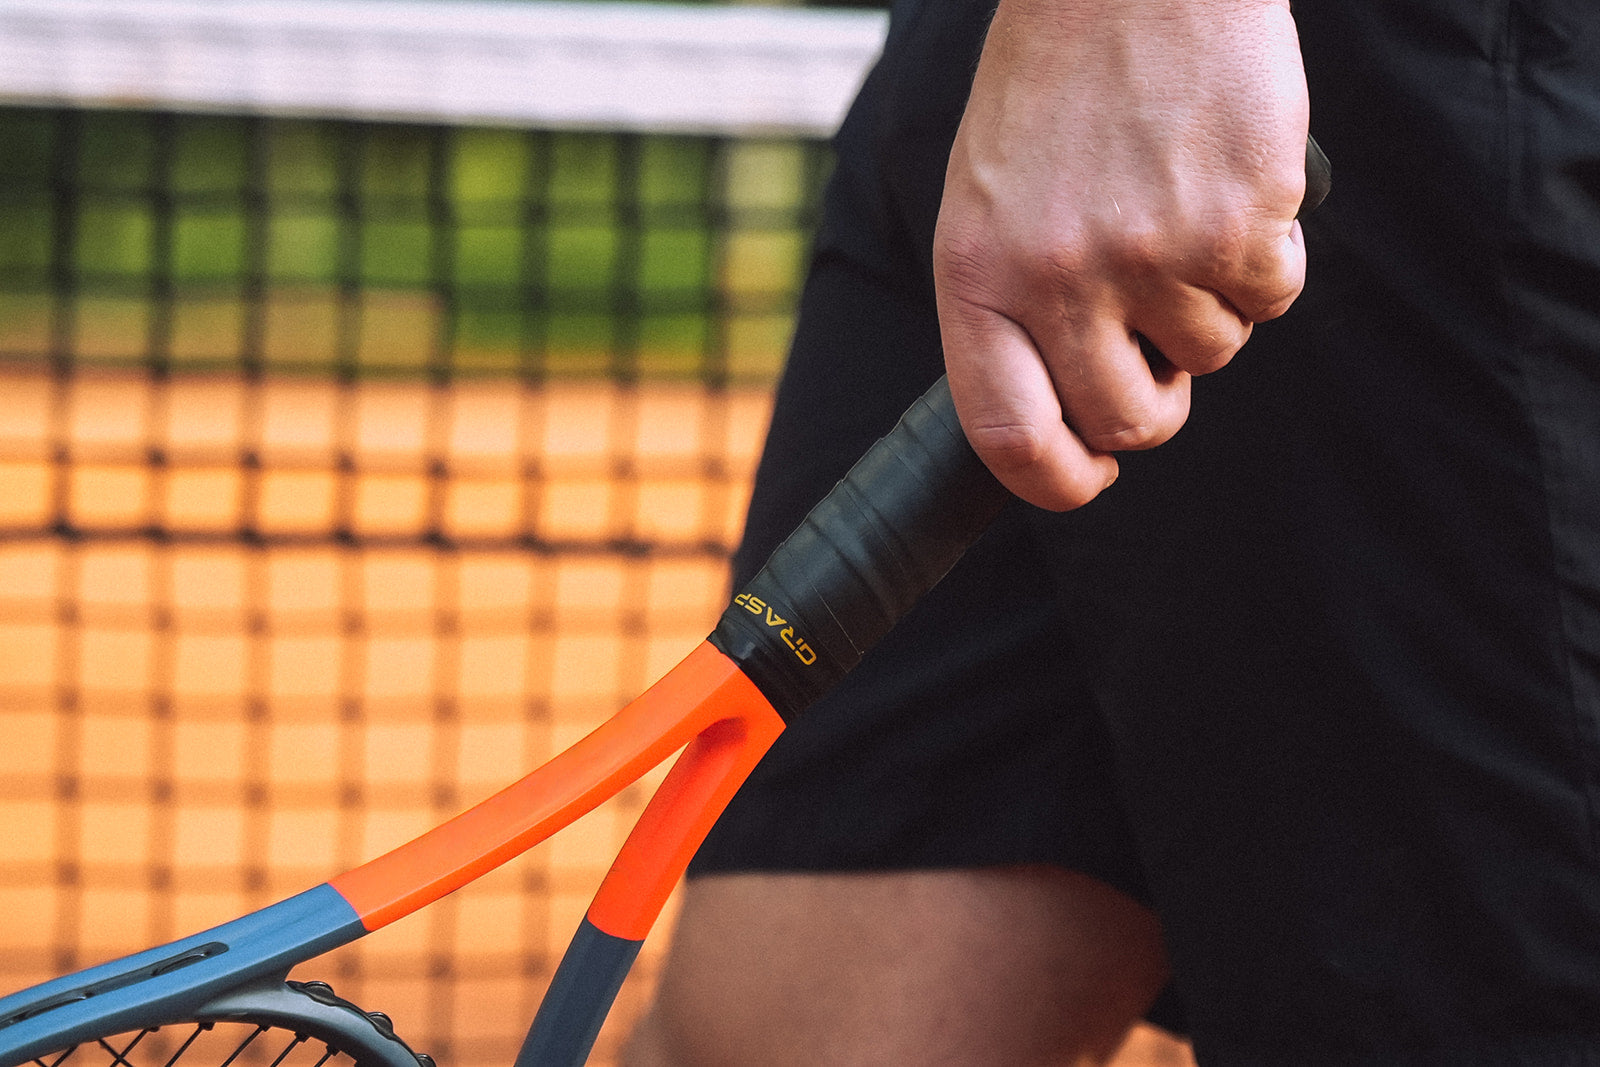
{"left": 690, "top": 0, "right": 1600, "bottom": 1061}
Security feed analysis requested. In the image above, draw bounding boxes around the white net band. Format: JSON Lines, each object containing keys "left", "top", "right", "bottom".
{"left": 0, "top": 0, "right": 888, "bottom": 136}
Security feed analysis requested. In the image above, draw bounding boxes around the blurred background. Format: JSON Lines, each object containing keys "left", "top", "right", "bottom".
{"left": 0, "top": 2, "right": 1189, "bottom": 1063}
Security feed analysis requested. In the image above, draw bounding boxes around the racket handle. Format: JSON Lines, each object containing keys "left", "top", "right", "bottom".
{"left": 709, "top": 375, "right": 1008, "bottom": 720}
{"left": 1302, "top": 134, "right": 1331, "bottom": 218}
{"left": 711, "top": 135, "right": 1329, "bottom": 720}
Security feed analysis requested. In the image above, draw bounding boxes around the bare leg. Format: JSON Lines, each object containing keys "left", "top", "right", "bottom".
{"left": 625, "top": 865, "right": 1171, "bottom": 1067}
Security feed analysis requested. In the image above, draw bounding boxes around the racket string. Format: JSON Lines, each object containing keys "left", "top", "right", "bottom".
{"left": 38, "top": 1024, "right": 360, "bottom": 1067}
{"left": 214, "top": 1026, "right": 268, "bottom": 1067}
{"left": 98, "top": 1029, "right": 151, "bottom": 1067}
{"left": 161, "top": 1026, "right": 211, "bottom": 1067}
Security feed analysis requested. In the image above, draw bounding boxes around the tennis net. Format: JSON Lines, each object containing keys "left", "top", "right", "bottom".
{"left": 0, "top": 3, "right": 885, "bottom": 1063}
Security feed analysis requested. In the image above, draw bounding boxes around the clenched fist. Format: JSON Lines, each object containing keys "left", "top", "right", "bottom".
{"left": 934, "top": 0, "right": 1310, "bottom": 509}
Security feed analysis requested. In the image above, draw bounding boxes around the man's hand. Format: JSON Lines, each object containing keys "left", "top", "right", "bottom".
{"left": 933, "top": 0, "right": 1309, "bottom": 510}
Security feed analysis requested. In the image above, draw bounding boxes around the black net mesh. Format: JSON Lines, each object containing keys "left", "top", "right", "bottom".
{"left": 0, "top": 103, "right": 829, "bottom": 1066}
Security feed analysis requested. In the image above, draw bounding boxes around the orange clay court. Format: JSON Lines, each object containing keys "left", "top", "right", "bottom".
{"left": 0, "top": 366, "right": 1191, "bottom": 1066}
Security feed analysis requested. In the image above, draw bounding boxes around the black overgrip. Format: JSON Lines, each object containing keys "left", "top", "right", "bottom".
{"left": 712, "top": 136, "right": 1329, "bottom": 721}
{"left": 710, "top": 377, "right": 1009, "bottom": 720}
{"left": 1302, "top": 134, "right": 1331, "bottom": 218}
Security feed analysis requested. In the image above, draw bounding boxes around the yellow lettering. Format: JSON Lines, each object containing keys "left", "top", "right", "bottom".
{"left": 734, "top": 595, "right": 816, "bottom": 666}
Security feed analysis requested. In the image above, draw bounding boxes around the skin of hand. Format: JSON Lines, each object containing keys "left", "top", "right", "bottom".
{"left": 933, "top": 0, "right": 1310, "bottom": 511}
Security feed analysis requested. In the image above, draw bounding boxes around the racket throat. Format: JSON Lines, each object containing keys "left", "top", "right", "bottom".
{"left": 515, "top": 918, "right": 642, "bottom": 1067}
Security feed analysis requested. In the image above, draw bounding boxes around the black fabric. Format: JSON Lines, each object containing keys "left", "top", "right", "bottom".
{"left": 691, "top": 0, "right": 1600, "bottom": 1059}
{"left": 692, "top": 255, "right": 1151, "bottom": 893}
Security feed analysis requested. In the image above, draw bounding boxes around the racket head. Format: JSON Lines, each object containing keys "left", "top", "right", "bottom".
{"left": 22, "top": 979, "right": 432, "bottom": 1067}
{"left": 0, "top": 887, "right": 365, "bottom": 1067}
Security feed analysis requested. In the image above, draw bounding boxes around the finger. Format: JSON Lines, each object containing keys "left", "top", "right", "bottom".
{"left": 1131, "top": 281, "right": 1255, "bottom": 377}
{"left": 942, "top": 307, "right": 1119, "bottom": 512}
{"left": 1214, "top": 221, "right": 1307, "bottom": 325}
{"left": 1034, "top": 314, "right": 1193, "bottom": 453}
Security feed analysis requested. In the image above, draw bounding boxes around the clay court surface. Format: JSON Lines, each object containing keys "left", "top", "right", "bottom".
{"left": 0, "top": 366, "right": 1191, "bottom": 1065}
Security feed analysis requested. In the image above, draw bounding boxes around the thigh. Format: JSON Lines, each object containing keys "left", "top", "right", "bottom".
{"left": 626, "top": 868, "right": 1170, "bottom": 1067}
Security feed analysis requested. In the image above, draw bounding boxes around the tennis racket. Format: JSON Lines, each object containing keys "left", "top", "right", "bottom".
{"left": 0, "top": 138, "right": 1330, "bottom": 1067}
{"left": 0, "top": 376, "right": 1008, "bottom": 1067}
